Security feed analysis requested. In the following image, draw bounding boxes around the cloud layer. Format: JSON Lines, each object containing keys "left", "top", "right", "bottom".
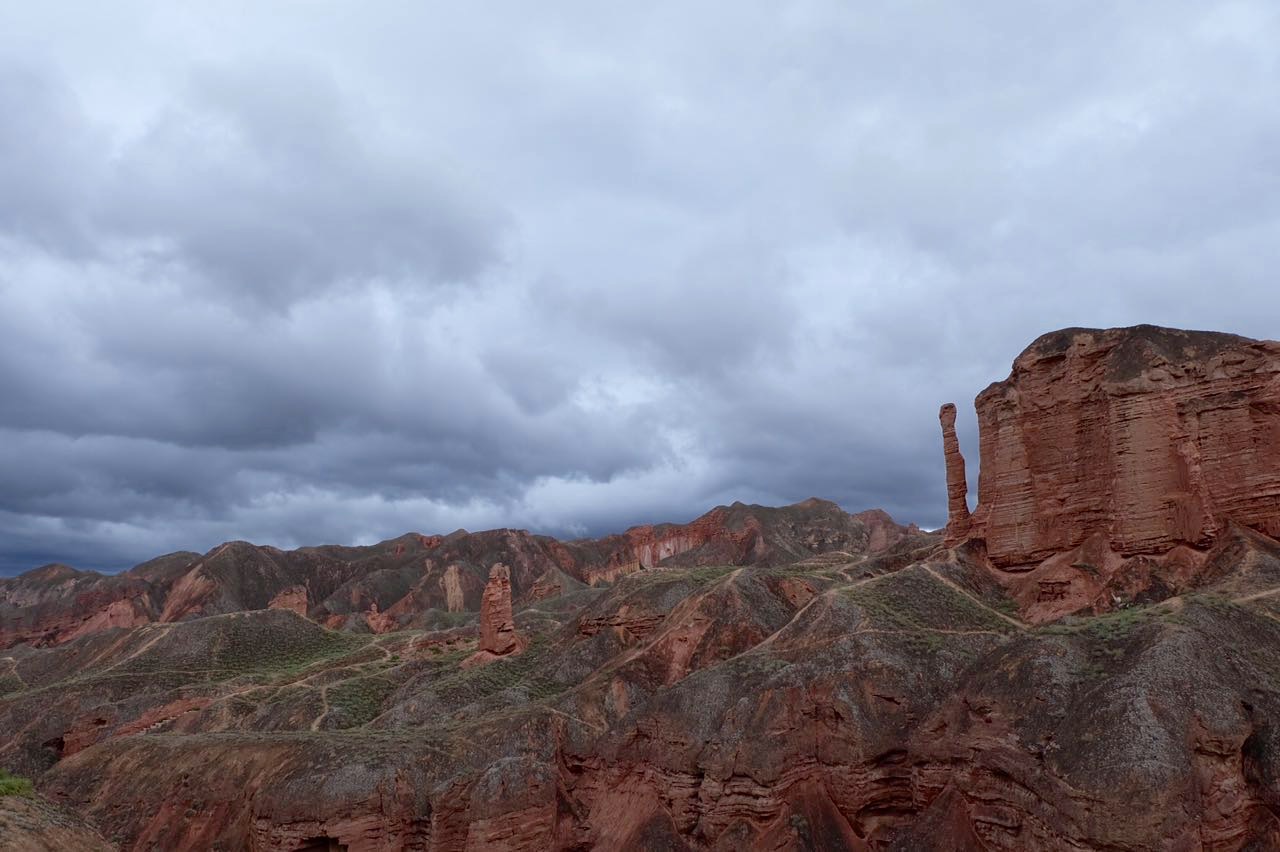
{"left": 2, "top": 1, "right": 1279, "bottom": 573}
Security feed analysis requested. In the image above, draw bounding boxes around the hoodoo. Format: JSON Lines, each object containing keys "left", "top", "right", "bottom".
{"left": 947, "top": 325, "right": 1280, "bottom": 567}
{"left": 938, "top": 403, "right": 972, "bottom": 545}
{"left": 477, "top": 563, "right": 521, "bottom": 657}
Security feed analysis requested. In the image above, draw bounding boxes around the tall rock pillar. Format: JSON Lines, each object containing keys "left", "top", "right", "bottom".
{"left": 939, "top": 403, "right": 972, "bottom": 545}
{"left": 479, "top": 563, "right": 520, "bottom": 656}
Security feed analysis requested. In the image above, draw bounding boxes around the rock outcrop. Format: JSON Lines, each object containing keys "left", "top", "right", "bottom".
{"left": 479, "top": 563, "right": 519, "bottom": 656}
{"left": 464, "top": 563, "right": 524, "bottom": 667}
{"left": 947, "top": 326, "right": 1280, "bottom": 569}
{"left": 0, "top": 564, "right": 159, "bottom": 649}
{"left": 266, "top": 585, "right": 308, "bottom": 617}
{"left": 851, "top": 508, "right": 922, "bottom": 552}
{"left": 938, "top": 403, "right": 972, "bottom": 545}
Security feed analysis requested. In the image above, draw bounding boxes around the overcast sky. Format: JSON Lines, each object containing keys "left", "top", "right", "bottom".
{"left": 2, "top": 2, "right": 1279, "bottom": 574}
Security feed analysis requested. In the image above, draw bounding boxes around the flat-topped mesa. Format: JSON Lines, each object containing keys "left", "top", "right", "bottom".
{"left": 478, "top": 563, "right": 521, "bottom": 656}
{"left": 958, "top": 325, "right": 1280, "bottom": 568}
{"left": 938, "top": 403, "right": 972, "bottom": 545}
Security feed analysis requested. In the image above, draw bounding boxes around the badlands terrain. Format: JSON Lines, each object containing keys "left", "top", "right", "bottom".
{"left": 3, "top": 324, "right": 1280, "bottom": 850}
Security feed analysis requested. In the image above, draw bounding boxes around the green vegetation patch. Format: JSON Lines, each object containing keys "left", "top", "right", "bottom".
{"left": 619, "top": 565, "right": 738, "bottom": 591}
{"left": 1034, "top": 602, "right": 1182, "bottom": 682}
{"left": 759, "top": 561, "right": 848, "bottom": 581}
{"left": 423, "top": 638, "right": 568, "bottom": 714}
{"left": 844, "top": 568, "right": 1018, "bottom": 636}
{"left": 1036, "top": 603, "right": 1177, "bottom": 639}
{"left": 202, "top": 618, "right": 369, "bottom": 678}
{"left": 12, "top": 617, "right": 377, "bottom": 702}
{"left": 682, "top": 565, "right": 740, "bottom": 585}
{"left": 0, "top": 769, "right": 33, "bottom": 797}
{"left": 419, "top": 609, "right": 478, "bottom": 630}
{"left": 0, "top": 672, "right": 24, "bottom": 698}
{"left": 328, "top": 674, "right": 399, "bottom": 728}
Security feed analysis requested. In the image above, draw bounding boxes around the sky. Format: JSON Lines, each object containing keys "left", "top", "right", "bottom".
{"left": 1, "top": 1, "right": 1279, "bottom": 575}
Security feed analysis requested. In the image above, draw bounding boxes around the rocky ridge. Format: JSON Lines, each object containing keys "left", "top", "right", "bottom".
{"left": 0, "top": 499, "right": 909, "bottom": 651}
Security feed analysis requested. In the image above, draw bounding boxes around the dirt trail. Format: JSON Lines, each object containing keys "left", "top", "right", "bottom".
{"left": 1231, "top": 584, "right": 1280, "bottom": 603}
{"left": 754, "top": 569, "right": 905, "bottom": 652}
{"left": 311, "top": 687, "right": 331, "bottom": 732}
{"left": 922, "top": 565, "right": 1026, "bottom": 630}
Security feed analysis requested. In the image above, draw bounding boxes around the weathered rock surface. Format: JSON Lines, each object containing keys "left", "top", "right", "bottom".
{"left": 938, "top": 403, "right": 972, "bottom": 545}
{"left": 267, "top": 584, "right": 309, "bottom": 617}
{"left": 961, "top": 325, "right": 1280, "bottom": 568}
{"left": 0, "top": 564, "right": 165, "bottom": 650}
{"left": 465, "top": 563, "right": 524, "bottom": 667}
{"left": 0, "top": 792, "right": 116, "bottom": 851}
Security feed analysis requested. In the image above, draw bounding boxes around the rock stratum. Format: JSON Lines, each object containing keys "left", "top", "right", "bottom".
{"left": 962, "top": 326, "right": 1280, "bottom": 564}
{"left": 941, "top": 325, "right": 1280, "bottom": 625}
{"left": 3, "top": 324, "right": 1280, "bottom": 851}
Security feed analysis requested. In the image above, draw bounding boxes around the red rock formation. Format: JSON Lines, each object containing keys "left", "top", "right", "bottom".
{"left": 364, "top": 602, "right": 397, "bottom": 635}
{"left": 439, "top": 564, "right": 468, "bottom": 612}
{"left": 15, "top": 528, "right": 1280, "bottom": 850}
{"left": 576, "top": 610, "right": 664, "bottom": 639}
{"left": 0, "top": 565, "right": 157, "bottom": 649}
{"left": 851, "top": 508, "right": 920, "bottom": 552}
{"left": 959, "top": 326, "right": 1280, "bottom": 568}
{"left": 938, "top": 403, "right": 972, "bottom": 545}
{"left": 465, "top": 564, "right": 525, "bottom": 667}
{"left": 267, "top": 585, "right": 308, "bottom": 617}
{"left": 624, "top": 513, "right": 740, "bottom": 569}
{"left": 479, "top": 564, "right": 519, "bottom": 655}
{"left": 112, "top": 697, "right": 212, "bottom": 739}
{"left": 61, "top": 714, "right": 114, "bottom": 758}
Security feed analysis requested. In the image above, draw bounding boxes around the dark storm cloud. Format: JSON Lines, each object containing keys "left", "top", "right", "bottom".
{"left": 2, "top": 1, "right": 1280, "bottom": 574}
{"left": 105, "top": 66, "right": 502, "bottom": 308}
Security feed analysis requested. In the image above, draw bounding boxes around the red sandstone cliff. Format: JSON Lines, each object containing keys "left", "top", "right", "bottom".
{"left": 946, "top": 326, "right": 1280, "bottom": 568}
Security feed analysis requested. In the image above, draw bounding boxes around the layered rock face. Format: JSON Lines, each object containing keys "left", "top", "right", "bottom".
{"left": 477, "top": 564, "right": 521, "bottom": 658}
{"left": 0, "top": 564, "right": 161, "bottom": 649}
{"left": 951, "top": 326, "right": 1280, "bottom": 568}
{"left": 938, "top": 403, "right": 971, "bottom": 545}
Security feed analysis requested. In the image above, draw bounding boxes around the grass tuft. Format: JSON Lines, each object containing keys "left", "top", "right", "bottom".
{"left": 0, "top": 769, "right": 33, "bottom": 797}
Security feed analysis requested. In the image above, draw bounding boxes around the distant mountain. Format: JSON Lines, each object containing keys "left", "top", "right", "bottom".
{"left": 0, "top": 498, "right": 919, "bottom": 649}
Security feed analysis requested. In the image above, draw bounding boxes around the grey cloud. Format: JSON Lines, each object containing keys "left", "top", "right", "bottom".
{"left": 0, "top": 65, "right": 102, "bottom": 253}
{"left": 1, "top": 60, "right": 505, "bottom": 311}
{"left": 2, "top": 1, "right": 1280, "bottom": 574}
{"left": 104, "top": 66, "right": 504, "bottom": 308}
